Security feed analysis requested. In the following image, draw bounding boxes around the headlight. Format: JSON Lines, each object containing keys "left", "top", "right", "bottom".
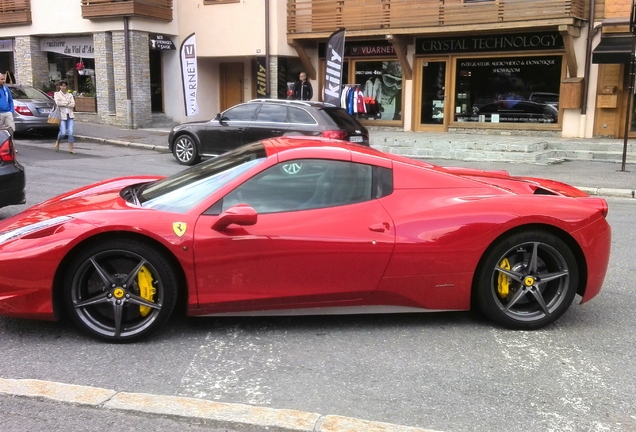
{"left": 0, "top": 216, "right": 74, "bottom": 245}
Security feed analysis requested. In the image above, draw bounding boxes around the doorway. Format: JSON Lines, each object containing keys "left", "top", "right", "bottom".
{"left": 415, "top": 58, "right": 449, "bottom": 132}
{"left": 149, "top": 50, "right": 163, "bottom": 113}
{"left": 220, "top": 62, "right": 244, "bottom": 111}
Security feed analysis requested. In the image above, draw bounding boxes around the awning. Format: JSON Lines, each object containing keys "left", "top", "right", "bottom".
{"left": 592, "top": 35, "right": 634, "bottom": 64}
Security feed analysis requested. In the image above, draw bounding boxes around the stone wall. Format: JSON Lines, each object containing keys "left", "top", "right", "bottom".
{"left": 86, "top": 30, "right": 151, "bottom": 128}
{"left": 14, "top": 36, "right": 48, "bottom": 88}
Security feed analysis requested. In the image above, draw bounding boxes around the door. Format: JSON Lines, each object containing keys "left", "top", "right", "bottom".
{"left": 243, "top": 103, "right": 290, "bottom": 143}
{"left": 415, "top": 58, "right": 448, "bottom": 132}
{"left": 193, "top": 159, "right": 395, "bottom": 311}
{"left": 220, "top": 62, "right": 244, "bottom": 112}
{"left": 149, "top": 50, "right": 163, "bottom": 112}
{"left": 199, "top": 103, "right": 259, "bottom": 155}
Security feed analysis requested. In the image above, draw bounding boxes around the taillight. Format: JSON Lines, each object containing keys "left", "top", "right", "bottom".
{"left": 0, "top": 137, "right": 15, "bottom": 162}
{"left": 577, "top": 197, "right": 609, "bottom": 217}
{"left": 321, "top": 130, "right": 348, "bottom": 140}
{"left": 14, "top": 105, "right": 33, "bottom": 116}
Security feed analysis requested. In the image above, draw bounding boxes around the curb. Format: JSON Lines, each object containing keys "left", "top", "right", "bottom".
{"left": 0, "top": 377, "right": 440, "bottom": 432}
{"left": 75, "top": 135, "right": 171, "bottom": 153}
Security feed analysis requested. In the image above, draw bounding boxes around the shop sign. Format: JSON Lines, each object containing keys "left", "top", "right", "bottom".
{"left": 255, "top": 57, "right": 267, "bottom": 98}
{"left": 149, "top": 33, "right": 176, "bottom": 50}
{"left": 319, "top": 40, "right": 401, "bottom": 58}
{"left": 0, "top": 40, "right": 13, "bottom": 52}
{"left": 416, "top": 32, "right": 563, "bottom": 55}
{"left": 40, "top": 37, "right": 94, "bottom": 58}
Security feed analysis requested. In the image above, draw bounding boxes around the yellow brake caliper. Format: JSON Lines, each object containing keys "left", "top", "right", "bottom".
{"left": 497, "top": 258, "right": 511, "bottom": 298}
{"left": 137, "top": 266, "right": 156, "bottom": 317}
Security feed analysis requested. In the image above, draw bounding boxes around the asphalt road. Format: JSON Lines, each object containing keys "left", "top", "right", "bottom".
{"left": 1, "top": 136, "right": 635, "bottom": 432}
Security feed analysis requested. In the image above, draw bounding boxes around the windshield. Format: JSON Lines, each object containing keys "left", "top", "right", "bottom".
{"left": 10, "top": 86, "right": 50, "bottom": 100}
{"left": 139, "top": 142, "right": 267, "bottom": 213}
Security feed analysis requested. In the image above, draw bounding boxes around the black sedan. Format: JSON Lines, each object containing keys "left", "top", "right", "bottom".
{"left": 168, "top": 99, "right": 369, "bottom": 165}
{"left": 0, "top": 129, "right": 25, "bottom": 208}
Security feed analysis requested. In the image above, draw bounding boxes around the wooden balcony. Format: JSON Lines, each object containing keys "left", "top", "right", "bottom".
{"left": 0, "top": 0, "right": 31, "bottom": 26}
{"left": 288, "top": 0, "right": 588, "bottom": 40}
{"left": 81, "top": 0, "right": 172, "bottom": 22}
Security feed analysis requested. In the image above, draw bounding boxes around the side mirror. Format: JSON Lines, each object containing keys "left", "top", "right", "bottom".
{"left": 213, "top": 112, "right": 221, "bottom": 121}
{"left": 212, "top": 204, "right": 257, "bottom": 230}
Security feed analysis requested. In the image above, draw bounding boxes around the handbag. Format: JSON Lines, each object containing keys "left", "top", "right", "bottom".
{"left": 47, "top": 104, "right": 61, "bottom": 125}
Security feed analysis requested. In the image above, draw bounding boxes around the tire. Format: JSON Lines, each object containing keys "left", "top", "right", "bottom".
{"left": 63, "top": 239, "right": 179, "bottom": 342}
{"left": 474, "top": 230, "right": 579, "bottom": 330}
{"left": 173, "top": 134, "right": 200, "bottom": 165}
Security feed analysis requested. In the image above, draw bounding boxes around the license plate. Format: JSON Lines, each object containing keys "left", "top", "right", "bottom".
{"left": 349, "top": 136, "right": 363, "bottom": 143}
{"left": 38, "top": 108, "right": 51, "bottom": 114}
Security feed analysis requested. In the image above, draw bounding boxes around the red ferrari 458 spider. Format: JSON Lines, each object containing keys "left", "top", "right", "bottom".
{"left": 0, "top": 137, "right": 611, "bottom": 342}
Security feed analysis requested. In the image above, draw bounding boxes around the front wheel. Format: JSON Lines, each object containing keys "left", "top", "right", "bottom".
{"left": 474, "top": 230, "right": 579, "bottom": 330}
{"left": 62, "top": 239, "right": 179, "bottom": 342}
{"left": 173, "top": 134, "right": 200, "bottom": 165}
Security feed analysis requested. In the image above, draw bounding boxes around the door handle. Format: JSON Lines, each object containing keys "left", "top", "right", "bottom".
{"left": 271, "top": 130, "right": 282, "bottom": 134}
{"left": 369, "top": 222, "right": 390, "bottom": 232}
{"left": 237, "top": 128, "right": 245, "bottom": 132}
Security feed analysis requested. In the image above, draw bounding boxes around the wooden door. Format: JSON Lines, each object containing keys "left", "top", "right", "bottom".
{"left": 220, "top": 63, "right": 244, "bottom": 111}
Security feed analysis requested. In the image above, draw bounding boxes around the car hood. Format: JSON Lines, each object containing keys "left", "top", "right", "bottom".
{"left": 0, "top": 176, "right": 163, "bottom": 232}
{"left": 440, "top": 166, "right": 589, "bottom": 197}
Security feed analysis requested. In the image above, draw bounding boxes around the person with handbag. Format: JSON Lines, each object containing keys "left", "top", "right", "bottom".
{"left": 53, "top": 81, "right": 76, "bottom": 154}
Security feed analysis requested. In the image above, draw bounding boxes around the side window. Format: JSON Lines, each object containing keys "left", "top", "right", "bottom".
{"left": 255, "top": 104, "right": 288, "bottom": 123}
{"left": 288, "top": 107, "right": 317, "bottom": 125}
{"left": 222, "top": 104, "right": 259, "bottom": 121}
{"left": 222, "top": 160, "right": 374, "bottom": 213}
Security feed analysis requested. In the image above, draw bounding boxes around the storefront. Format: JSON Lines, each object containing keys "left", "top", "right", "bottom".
{"left": 591, "top": 33, "right": 635, "bottom": 138}
{"left": 319, "top": 40, "right": 404, "bottom": 127}
{"left": 40, "top": 36, "right": 96, "bottom": 112}
{"left": 414, "top": 32, "right": 566, "bottom": 132}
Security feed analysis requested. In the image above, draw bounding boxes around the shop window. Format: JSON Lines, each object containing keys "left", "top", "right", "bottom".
{"left": 454, "top": 55, "right": 562, "bottom": 124}
{"left": 44, "top": 53, "right": 95, "bottom": 96}
{"left": 352, "top": 60, "right": 402, "bottom": 121}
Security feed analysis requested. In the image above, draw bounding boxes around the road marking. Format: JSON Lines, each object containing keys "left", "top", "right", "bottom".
{"left": 178, "top": 326, "right": 280, "bottom": 405}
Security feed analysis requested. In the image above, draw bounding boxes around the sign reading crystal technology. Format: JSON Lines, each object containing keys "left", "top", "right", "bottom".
{"left": 40, "top": 37, "right": 94, "bottom": 58}
{"left": 416, "top": 32, "right": 563, "bottom": 55}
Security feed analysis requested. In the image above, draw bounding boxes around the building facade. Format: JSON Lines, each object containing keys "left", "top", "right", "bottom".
{"left": 0, "top": 0, "right": 634, "bottom": 140}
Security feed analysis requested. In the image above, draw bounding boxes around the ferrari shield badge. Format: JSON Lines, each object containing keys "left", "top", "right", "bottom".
{"left": 172, "top": 222, "right": 187, "bottom": 237}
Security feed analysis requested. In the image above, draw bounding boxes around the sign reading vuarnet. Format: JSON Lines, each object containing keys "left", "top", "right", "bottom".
{"left": 180, "top": 33, "right": 199, "bottom": 116}
{"left": 416, "top": 32, "right": 564, "bottom": 55}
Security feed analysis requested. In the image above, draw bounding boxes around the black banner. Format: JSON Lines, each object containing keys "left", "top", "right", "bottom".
{"left": 149, "top": 33, "right": 175, "bottom": 50}
{"left": 323, "top": 29, "right": 345, "bottom": 106}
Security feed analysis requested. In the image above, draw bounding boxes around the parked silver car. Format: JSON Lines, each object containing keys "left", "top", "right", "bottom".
{"left": 9, "top": 84, "right": 57, "bottom": 134}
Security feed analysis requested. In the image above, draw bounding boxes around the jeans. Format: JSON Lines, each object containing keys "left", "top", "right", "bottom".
{"left": 58, "top": 117, "right": 74, "bottom": 143}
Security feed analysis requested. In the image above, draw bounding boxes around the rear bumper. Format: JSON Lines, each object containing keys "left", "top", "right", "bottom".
{"left": 13, "top": 116, "right": 58, "bottom": 132}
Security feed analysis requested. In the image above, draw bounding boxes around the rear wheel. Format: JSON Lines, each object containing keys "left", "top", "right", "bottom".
{"left": 173, "top": 134, "right": 200, "bottom": 165}
{"left": 474, "top": 230, "right": 579, "bottom": 330}
{"left": 63, "top": 239, "right": 178, "bottom": 342}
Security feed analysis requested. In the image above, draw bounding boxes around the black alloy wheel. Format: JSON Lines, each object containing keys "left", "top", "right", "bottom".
{"left": 474, "top": 230, "right": 579, "bottom": 330}
{"left": 63, "top": 239, "right": 178, "bottom": 342}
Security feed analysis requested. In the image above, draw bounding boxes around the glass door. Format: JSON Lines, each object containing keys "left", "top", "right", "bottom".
{"left": 416, "top": 59, "right": 448, "bottom": 131}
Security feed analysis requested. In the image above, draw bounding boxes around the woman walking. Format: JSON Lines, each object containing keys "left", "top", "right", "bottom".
{"left": 54, "top": 81, "right": 76, "bottom": 154}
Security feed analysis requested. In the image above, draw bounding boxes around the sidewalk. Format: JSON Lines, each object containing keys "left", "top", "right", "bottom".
{"left": 74, "top": 122, "right": 636, "bottom": 198}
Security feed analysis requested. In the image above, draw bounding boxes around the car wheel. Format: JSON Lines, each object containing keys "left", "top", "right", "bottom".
{"left": 63, "top": 239, "right": 178, "bottom": 342}
{"left": 173, "top": 134, "right": 200, "bottom": 165}
{"left": 474, "top": 230, "right": 579, "bottom": 330}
